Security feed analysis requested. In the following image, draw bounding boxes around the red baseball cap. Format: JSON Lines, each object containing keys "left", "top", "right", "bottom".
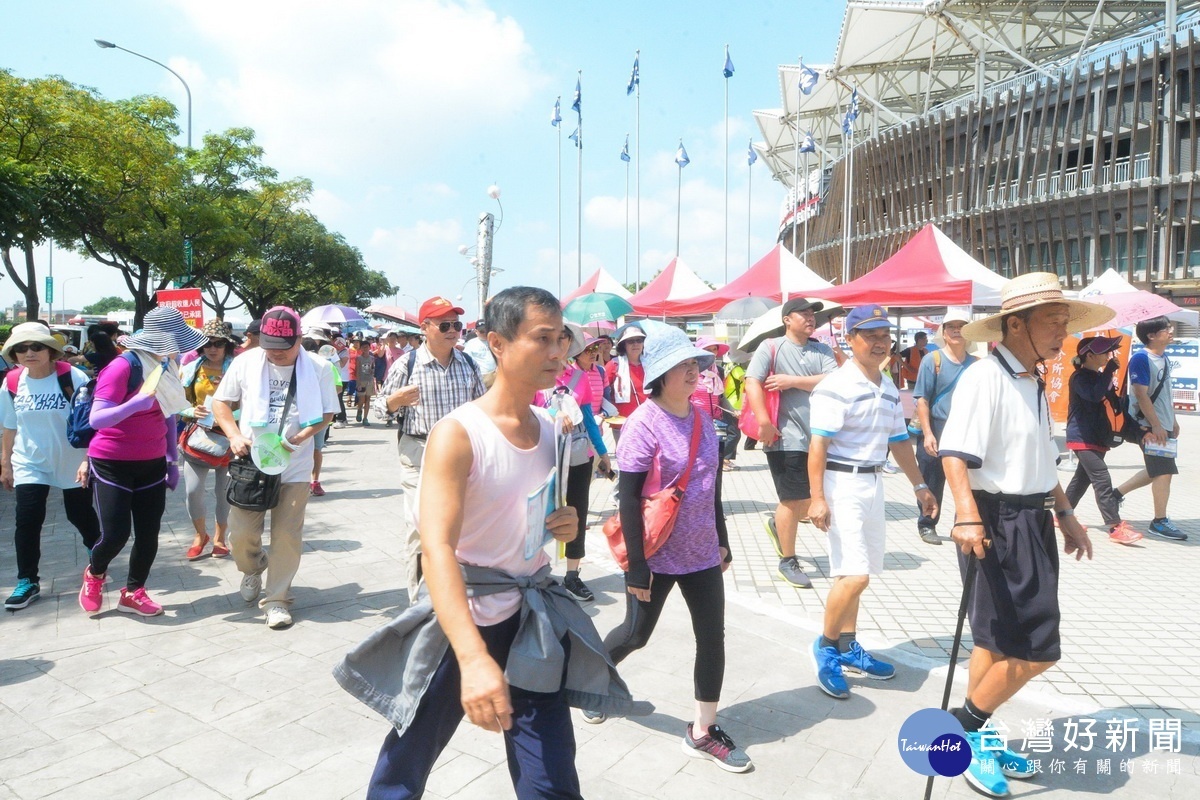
{"left": 418, "top": 296, "right": 466, "bottom": 321}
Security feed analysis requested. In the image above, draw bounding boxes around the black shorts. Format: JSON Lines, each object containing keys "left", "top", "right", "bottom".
{"left": 765, "top": 450, "right": 811, "bottom": 502}
{"left": 960, "top": 492, "right": 1061, "bottom": 663}
{"left": 1142, "top": 448, "right": 1178, "bottom": 478}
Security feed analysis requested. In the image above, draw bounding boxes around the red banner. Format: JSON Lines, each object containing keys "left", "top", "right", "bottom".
{"left": 155, "top": 289, "right": 204, "bottom": 328}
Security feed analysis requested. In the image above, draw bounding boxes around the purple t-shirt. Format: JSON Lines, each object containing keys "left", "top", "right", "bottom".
{"left": 616, "top": 400, "right": 721, "bottom": 575}
{"left": 88, "top": 356, "right": 166, "bottom": 462}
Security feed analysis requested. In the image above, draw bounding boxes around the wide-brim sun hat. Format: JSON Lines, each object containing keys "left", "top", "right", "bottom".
{"left": 616, "top": 325, "right": 646, "bottom": 345}
{"left": 695, "top": 335, "right": 730, "bottom": 358}
{"left": 200, "top": 318, "right": 233, "bottom": 343}
{"left": 962, "top": 272, "right": 1115, "bottom": 342}
{"left": 640, "top": 320, "right": 715, "bottom": 387}
{"left": 2, "top": 322, "right": 65, "bottom": 360}
{"left": 118, "top": 307, "right": 208, "bottom": 355}
{"left": 564, "top": 322, "right": 587, "bottom": 359}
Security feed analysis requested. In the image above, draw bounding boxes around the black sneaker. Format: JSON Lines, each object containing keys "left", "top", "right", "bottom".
{"left": 563, "top": 572, "right": 594, "bottom": 602}
{"left": 5, "top": 579, "right": 39, "bottom": 610}
{"left": 918, "top": 525, "right": 942, "bottom": 546}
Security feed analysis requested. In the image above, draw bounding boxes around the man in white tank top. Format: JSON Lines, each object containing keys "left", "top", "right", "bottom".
{"left": 367, "top": 287, "right": 586, "bottom": 799}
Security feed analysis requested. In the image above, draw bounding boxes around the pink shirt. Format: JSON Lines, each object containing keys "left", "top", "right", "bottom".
{"left": 582, "top": 364, "right": 606, "bottom": 415}
{"left": 88, "top": 356, "right": 167, "bottom": 462}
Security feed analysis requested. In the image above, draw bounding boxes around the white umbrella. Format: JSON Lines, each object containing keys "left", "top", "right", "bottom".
{"left": 302, "top": 304, "right": 365, "bottom": 326}
{"left": 737, "top": 300, "right": 844, "bottom": 354}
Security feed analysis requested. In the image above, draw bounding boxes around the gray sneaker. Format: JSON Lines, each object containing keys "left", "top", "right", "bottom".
{"left": 918, "top": 525, "right": 942, "bottom": 546}
{"left": 777, "top": 557, "right": 812, "bottom": 588}
{"left": 239, "top": 572, "right": 262, "bottom": 603}
{"left": 581, "top": 708, "right": 607, "bottom": 724}
{"left": 763, "top": 513, "right": 783, "bottom": 558}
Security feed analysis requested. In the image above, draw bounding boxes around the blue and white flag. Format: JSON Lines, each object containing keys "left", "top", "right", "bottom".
{"left": 799, "top": 131, "right": 816, "bottom": 154}
{"left": 842, "top": 89, "right": 859, "bottom": 136}
{"left": 675, "top": 141, "right": 690, "bottom": 168}
{"left": 798, "top": 63, "right": 820, "bottom": 96}
{"left": 627, "top": 55, "right": 639, "bottom": 96}
{"left": 572, "top": 77, "right": 581, "bottom": 114}
{"left": 723, "top": 47, "right": 734, "bottom": 79}
{"left": 620, "top": 136, "right": 631, "bottom": 162}
{"left": 747, "top": 140, "right": 758, "bottom": 166}
{"left": 569, "top": 127, "right": 581, "bottom": 148}
{"left": 551, "top": 97, "right": 561, "bottom": 127}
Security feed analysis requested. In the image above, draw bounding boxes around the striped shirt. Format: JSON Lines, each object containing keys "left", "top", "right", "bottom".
{"left": 379, "top": 345, "right": 485, "bottom": 436}
{"left": 809, "top": 361, "right": 908, "bottom": 467}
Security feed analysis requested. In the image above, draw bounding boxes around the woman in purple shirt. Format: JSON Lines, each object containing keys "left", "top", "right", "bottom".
{"left": 79, "top": 308, "right": 207, "bottom": 617}
{"left": 588, "top": 323, "right": 751, "bottom": 774}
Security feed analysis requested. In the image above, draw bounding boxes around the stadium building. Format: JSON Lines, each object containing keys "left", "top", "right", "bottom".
{"left": 755, "top": 1, "right": 1200, "bottom": 309}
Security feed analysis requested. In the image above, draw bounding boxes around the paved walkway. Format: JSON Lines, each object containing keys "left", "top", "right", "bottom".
{"left": 2, "top": 414, "right": 1199, "bottom": 799}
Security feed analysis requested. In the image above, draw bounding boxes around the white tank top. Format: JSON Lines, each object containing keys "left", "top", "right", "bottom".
{"left": 416, "top": 402, "right": 555, "bottom": 625}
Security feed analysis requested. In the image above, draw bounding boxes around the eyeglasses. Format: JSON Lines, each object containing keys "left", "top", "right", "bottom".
{"left": 427, "top": 321, "right": 464, "bottom": 333}
{"left": 11, "top": 343, "right": 48, "bottom": 355}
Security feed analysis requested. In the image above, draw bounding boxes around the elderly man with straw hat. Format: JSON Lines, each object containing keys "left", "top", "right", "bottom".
{"left": 938, "top": 272, "right": 1114, "bottom": 798}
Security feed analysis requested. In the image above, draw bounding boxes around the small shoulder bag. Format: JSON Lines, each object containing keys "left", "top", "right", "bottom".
{"left": 226, "top": 376, "right": 296, "bottom": 512}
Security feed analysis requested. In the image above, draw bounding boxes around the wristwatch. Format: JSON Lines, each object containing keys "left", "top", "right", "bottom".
{"left": 1055, "top": 508, "right": 1075, "bottom": 519}
{"left": 913, "top": 483, "right": 929, "bottom": 493}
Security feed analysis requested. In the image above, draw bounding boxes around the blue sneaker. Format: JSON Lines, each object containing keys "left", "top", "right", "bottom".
{"left": 838, "top": 641, "right": 896, "bottom": 680}
{"left": 5, "top": 578, "right": 39, "bottom": 610}
{"left": 811, "top": 638, "right": 850, "bottom": 699}
{"left": 964, "top": 731, "right": 1010, "bottom": 797}
{"left": 1148, "top": 518, "right": 1188, "bottom": 541}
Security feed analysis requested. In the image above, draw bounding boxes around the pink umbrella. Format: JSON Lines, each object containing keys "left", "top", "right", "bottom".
{"left": 1086, "top": 291, "right": 1183, "bottom": 331}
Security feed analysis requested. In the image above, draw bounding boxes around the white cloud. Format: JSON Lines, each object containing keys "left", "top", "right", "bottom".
{"left": 171, "top": 0, "right": 548, "bottom": 175}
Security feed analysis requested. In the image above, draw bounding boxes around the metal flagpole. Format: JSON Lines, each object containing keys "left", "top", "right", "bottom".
{"left": 724, "top": 44, "right": 730, "bottom": 283}
{"left": 557, "top": 97, "right": 562, "bottom": 297}
{"left": 625, "top": 138, "right": 631, "bottom": 284}
{"left": 803, "top": 151, "right": 809, "bottom": 261}
{"left": 635, "top": 51, "right": 641, "bottom": 290}
{"left": 747, "top": 139, "right": 754, "bottom": 269}
{"left": 676, "top": 147, "right": 683, "bottom": 258}
{"left": 792, "top": 57, "right": 801, "bottom": 258}
{"left": 842, "top": 115, "right": 853, "bottom": 284}
{"left": 576, "top": 70, "right": 583, "bottom": 287}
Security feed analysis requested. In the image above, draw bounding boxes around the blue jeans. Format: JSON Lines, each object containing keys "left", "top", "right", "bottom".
{"left": 367, "top": 611, "right": 581, "bottom": 799}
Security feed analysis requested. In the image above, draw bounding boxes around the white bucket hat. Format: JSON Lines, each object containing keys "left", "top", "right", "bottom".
{"left": 2, "top": 323, "right": 64, "bottom": 361}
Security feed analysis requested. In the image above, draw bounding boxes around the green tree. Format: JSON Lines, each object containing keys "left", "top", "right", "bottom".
{"left": 82, "top": 295, "right": 136, "bottom": 314}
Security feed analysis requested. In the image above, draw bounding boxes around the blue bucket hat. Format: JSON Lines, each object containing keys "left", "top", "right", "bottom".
{"left": 639, "top": 320, "right": 715, "bottom": 387}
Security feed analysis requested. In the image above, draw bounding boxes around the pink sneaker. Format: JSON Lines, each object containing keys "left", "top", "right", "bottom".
{"left": 310, "top": 481, "right": 326, "bottom": 497}
{"left": 117, "top": 587, "right": 164, "bottom": 617}
{"left": 79, "top": 567, "right": 104, "bottom": 613}
{"left": 1109, "top": 521, "right": 1144, "bottom": 546}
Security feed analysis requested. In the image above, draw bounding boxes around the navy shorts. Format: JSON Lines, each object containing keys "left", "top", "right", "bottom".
{"left": 960, "top": 492, "right": 1061, "bottom": 663}
{"left": 765, "top": 449, "right": 810, "bottom": 502}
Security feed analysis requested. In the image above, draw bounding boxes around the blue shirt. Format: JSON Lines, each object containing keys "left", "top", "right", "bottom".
{"left": 911, "top": 350, "right": 978, "bottom": 426}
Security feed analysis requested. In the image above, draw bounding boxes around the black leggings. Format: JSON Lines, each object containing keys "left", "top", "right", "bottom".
{"left": 564, "top": 458, "right": 593, "bottom": 561}
{"left": 89, "top": 457, "right": 167, "bottom": 592}
{"left": 14, "top": 484, "right": 100, "bottom": 582}
{"left": 603, "top": 565, "right": 725, "bottom": 702}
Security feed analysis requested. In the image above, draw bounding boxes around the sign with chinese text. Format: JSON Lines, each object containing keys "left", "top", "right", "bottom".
{"left": 155, "top": 288, "right": 204, "bottom": 328}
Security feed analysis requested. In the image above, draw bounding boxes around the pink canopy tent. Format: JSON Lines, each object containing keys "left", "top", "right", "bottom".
{"left": 661, "top": 244, "right": 833, "bottom": 316}
{"left": 628, "top": 257, "right": 711, "bottom": 316}
{"left": 811, "top": 225, "right": 1005, "bottom": 308}
{"left": 561, "top": 267, "right": 633, "bottom": 306}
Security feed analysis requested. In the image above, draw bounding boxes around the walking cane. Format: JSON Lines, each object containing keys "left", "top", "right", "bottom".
{"left": 923, "top": 540, "right": 988, "bottom": 800}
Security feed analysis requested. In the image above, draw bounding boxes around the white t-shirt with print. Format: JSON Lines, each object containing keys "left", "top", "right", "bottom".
{"left": 0, "top": 367, "right": 90, "bottom": 488}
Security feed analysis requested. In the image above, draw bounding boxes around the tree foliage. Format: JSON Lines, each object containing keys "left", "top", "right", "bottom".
{"left": 82, "top": 295, "right": 136, "bottom": 314}
{"left": 0, "top": 70, "right": 394, "bottom": 325}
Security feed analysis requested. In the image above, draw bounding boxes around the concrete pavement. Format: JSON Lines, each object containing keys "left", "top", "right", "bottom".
{"left": 1, "top": 414, "right": 1198, "bottom": 798}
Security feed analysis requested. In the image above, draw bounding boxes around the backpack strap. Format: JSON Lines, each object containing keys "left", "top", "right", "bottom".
{"left": 675, "top": 409, "right": 705, "bottom": 493}
{"left": 5, "top": 365, "right": 75, "bottom": 401}
{"left": 56, "top": 369, "right": 76, "bottom": 401}
{"left": 6, "top": 367, "right": 23, "bottom": 397}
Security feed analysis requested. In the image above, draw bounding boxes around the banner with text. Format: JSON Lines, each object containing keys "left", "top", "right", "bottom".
{"left": 155, "top": 288, "right": 204, "bottom": 328}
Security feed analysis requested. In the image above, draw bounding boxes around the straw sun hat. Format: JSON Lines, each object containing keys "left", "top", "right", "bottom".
{"left": 1, "top": 323, "right": 65, "bottom": 361}
{"left": 962, "top": 272, "right": 1115, "bottom": 343}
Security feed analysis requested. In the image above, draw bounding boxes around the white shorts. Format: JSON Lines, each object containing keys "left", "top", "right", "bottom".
{"left": 824, "top": 470, "right": 886, "bottom": 577}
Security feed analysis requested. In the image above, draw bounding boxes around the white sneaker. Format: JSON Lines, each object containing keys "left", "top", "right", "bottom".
{"left": 266, "top": 605, "right": 293, "bottom": 629}
{"left": 239, "top": 573, "right": 262, "bottom": 603}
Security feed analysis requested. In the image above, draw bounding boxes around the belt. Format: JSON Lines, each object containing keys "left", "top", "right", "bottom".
{"left": 987, "top": 491, "right": 1054, "bottom": 510}
{"left": 826, "top": 461, "right": 880, "bottom": 474}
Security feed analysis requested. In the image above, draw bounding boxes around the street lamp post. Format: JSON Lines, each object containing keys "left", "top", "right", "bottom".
{"left": 62, "top": 277, "right": 84, "bottom": 319}
{"left": 94, "top": 39, "right": 192, "bottom": 149}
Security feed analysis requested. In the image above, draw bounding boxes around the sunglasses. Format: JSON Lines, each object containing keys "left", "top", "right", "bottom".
{"left": 428, "top": 321, "right": 464, "bottom": 333}
{"left": 12, "top": 343, "right": 48, "bottom": 355}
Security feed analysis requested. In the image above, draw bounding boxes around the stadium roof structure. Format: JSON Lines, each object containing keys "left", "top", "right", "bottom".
{"left": 754, "top": 1, "right": 1200, "bottom": 187}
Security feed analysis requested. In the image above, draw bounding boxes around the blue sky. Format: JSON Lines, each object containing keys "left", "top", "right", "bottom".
{"left": 2, "top": 0, "right": 846, "bottom": 320}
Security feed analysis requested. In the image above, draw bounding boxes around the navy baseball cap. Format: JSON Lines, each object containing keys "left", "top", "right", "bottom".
{"left": 845, "top": 304, "right": 891, "bottom": 331}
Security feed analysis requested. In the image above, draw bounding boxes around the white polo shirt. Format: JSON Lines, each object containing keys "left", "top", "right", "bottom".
{"left": 939, "top": 344, "right": 1059, "bottom": 495}
{"left": 810, "top": 361, "right": 909, "bottom": 467}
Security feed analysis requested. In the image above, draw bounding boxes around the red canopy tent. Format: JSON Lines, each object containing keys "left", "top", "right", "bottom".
{"left": 561, "top": 267, "right": 633, "bottom": 306}
{"left": 660, "top": 244, "right": 832, "bottom": 316}
{"left": 810, "top": 225, "right": 1004, "bottom": 308}
{"left": 364, "top": 305, "right": 420, "bottom": 326}
{"left": 628, "top": 257, "right": 711, "bottom": 316}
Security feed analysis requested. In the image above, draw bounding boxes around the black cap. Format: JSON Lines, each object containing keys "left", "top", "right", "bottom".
{"left": 782, "top": 298, "right": 824, "bottom": 317}
{"left": 245, "top": 319, "right": 262, "bottom": 336}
